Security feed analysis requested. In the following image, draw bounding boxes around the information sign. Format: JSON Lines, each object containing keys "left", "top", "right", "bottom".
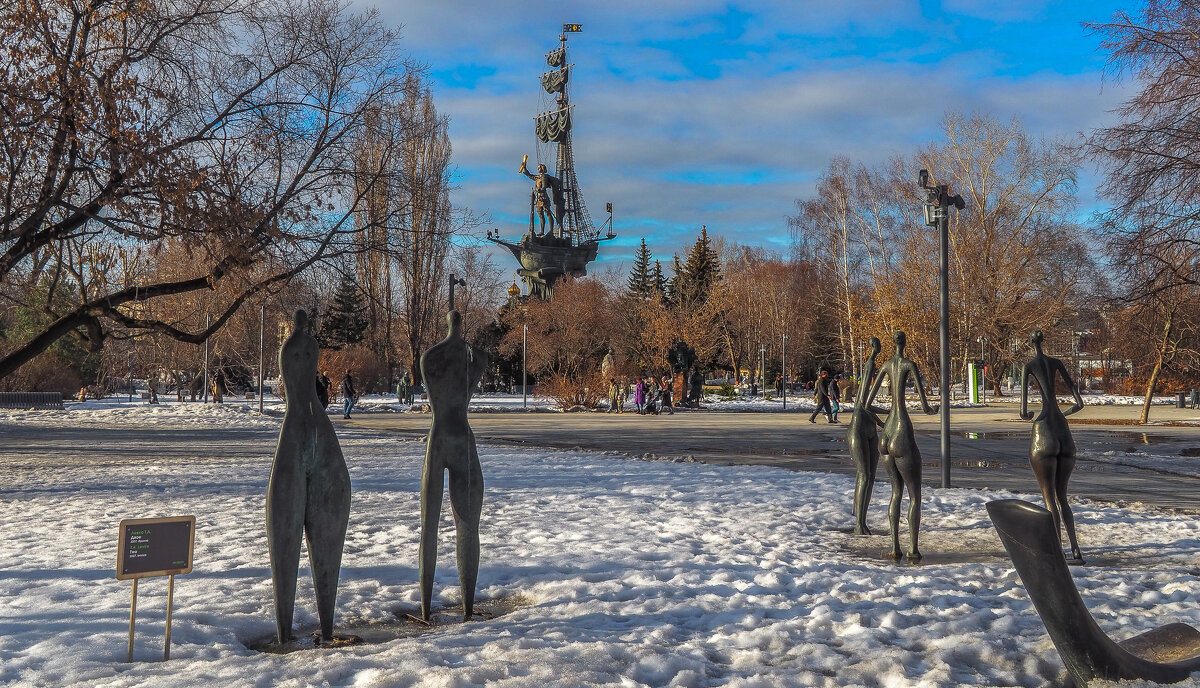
{"left": 117, "top": 516, "right": 195, "bottom": 580}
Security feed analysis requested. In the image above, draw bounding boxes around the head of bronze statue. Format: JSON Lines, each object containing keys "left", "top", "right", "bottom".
{"left": 894, "top": 330, "right": 907, "bottom": 352}
{"left": 537, "top": 163, "right": 547, "bottom": 173}
{"left": 446, "top": 309, "right": 462, "bottom": 336}
{"left": 868, "top": 336, "right": 881, "bottom": 355}
{"left": 1030, "top": 329, "right": 1044, "bottom": 351}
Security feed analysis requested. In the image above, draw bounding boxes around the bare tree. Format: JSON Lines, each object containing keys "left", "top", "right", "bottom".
{"left": 1086, "top": 1, "right": 1200, "bottom": 417}
{"left": 0, "top": 0, "right": 410, "bottom": 380}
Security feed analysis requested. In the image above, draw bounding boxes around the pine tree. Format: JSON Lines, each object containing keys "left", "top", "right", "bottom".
{"left": 627, "top": 238, "right": 654, "bottom": 298}
{"left": 666, "top": 253, "right": 682, "bottom": 305}
{"left": 652, "top": 259, "right": 667, "bottom": 295}
{"left": 320, "top": 270, "right": 369, "bottom": 349}
{"left": 676, "top": 225, "right": 722, "bottom": 306}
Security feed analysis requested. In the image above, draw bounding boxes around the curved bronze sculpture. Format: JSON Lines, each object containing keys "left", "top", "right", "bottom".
{"left": 418, "top": 307, "right": 489, "bottom": 622}
{"left": 266, "top": 309, "right": 351, "bottom": 643}
{"left": 987, "top": 499, "right": 1200, "bottom": 687}
{"left": 1020, "top": 330, "right": 1086, "bottom": 564}
{"left": 865, "top": 331, "right": 938, "bottom": 562}
{"left": 848, "top": 337, "right": 885, "bottom": 536}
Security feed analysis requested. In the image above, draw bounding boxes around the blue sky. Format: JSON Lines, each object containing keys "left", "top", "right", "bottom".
{"left": 366, "top": 1, "right": 1135, "bottom": 269}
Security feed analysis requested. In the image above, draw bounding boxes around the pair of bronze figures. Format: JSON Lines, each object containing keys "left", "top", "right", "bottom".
{"left": 266, "top": 284, "right": 486, "bottom": 644}
{"left": 849, "top": 330, "right": 1085, "bottom": 564}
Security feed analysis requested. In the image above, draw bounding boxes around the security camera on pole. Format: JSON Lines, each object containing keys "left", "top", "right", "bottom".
{"left": 918, "top": 169, "right": 965, "bottom": 489}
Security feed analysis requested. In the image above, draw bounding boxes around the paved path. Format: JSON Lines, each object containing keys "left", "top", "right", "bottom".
{"left": 349, "top": 402, "right": 1200, "bottom": 512}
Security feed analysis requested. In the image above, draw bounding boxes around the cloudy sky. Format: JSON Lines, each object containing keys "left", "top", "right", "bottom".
{"left": 366, "top": 1, "right": 1135, "bottom": 269}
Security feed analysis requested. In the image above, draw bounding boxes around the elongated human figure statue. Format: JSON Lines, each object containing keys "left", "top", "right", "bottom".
{"left": 848, "top": 337, "right": 886, "bottom": 536}
{"left": 1019, "top": 330, "right": 1086, "bottom": 565}
{"left": 266, "top": 309, "right": 351, "bottom": 643}
{"left": 865, "top": 331, "right": 938, "bottom": 562}
{"left": 418, "top": 296, "right": 488, "bottom": 622}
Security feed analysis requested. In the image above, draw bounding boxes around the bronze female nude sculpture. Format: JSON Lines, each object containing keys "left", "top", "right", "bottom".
{"left": 1019, "top": 329, "right": 1086, "bottom": 565}
{"left": 418, "top": 293, "right": 488, "bottom": 622}
{"left": 848, "top": 337, "right": 885, "bottom": 536}
{"left": 865, "top": 331, "right": 938, "bottom": 562}
{"left": 266, "top": 309, "right": 351, "bottom": 644}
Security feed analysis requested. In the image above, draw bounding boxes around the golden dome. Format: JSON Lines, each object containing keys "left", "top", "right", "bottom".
{"left": 507, "top": 282, "right": 521, "bottom": 297}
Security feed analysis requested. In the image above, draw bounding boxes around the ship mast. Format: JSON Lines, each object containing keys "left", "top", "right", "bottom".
{"left": 537, "top": 24, "right": 596, "bottom": 244}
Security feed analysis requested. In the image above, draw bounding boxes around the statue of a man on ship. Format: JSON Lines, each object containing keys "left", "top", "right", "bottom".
{"left": 487, "top": 24, "right": 614, "bottom": 300}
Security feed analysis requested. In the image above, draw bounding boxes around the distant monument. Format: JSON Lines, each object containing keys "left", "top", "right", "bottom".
{"left": 864, "top": 331, "right": 939, "bottom": 562}
{"left": 1020, "top": 330, "right": 1087, "bottom": 564}
{"left": 266, "top": 309, "right": 351, "bottom": 644}
{"left": 417, "top": 277, "right": 489, "bottom": 622}
{"left": 848, "top": 337, "right": 885, "bottom": 536}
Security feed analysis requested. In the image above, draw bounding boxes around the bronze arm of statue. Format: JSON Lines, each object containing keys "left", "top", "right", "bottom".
{"left": 1018, "top": 329, "right": 1086, "bottom": 564}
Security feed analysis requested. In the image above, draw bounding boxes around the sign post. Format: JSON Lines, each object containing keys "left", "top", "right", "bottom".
{"left": 117, "top": 516, "right": 195, "bottom": 662}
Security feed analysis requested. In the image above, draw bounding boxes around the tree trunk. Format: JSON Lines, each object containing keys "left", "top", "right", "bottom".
{"left": 1140, "top": 309, "right": 1174, "bottom": 424}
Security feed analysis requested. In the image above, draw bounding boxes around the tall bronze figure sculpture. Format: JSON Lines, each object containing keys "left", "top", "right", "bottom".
{"left": 848, "top": 337, "right": 885, "bottom": 536}
{"left": 418, "top": 279, "right": 489, "bottom": 622}
{"left": 1019, "top": 330, "right": 1087, "bottom": 565}
{"left": 266, "top": 309, "right": 351, "bottom": 644}
{"left": 865, "top": 331, "right": 938, "bottom": 562}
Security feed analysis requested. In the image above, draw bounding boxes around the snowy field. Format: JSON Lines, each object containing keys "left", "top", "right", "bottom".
{"left": 1, "top": 404, "right": 1199, "bottom": 687}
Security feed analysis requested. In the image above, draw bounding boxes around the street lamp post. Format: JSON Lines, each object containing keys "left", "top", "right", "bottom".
{"left": 977, "top": 335, "right": 987, "bottom": 404}
{"left": 919, "top": 169, "right": 966, "bottom": 489}
{"left": 522, "top": 323, "right": 528, "bottom": 409}
{"left": 202, "top": 314, "right": 211, "bottom": 404}
{"left": 782, "top": 333, "right": 788, "bottom": 410}
{"left": 759, "top": 344, "right": 766, "bottom": 397}
{"left": 259, "top": 304, "right": 266, "bottom": 414}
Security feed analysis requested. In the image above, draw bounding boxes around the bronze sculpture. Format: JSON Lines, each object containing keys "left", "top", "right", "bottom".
{"left": 1019, "top": 330, "right": 1087, "bottom": 564}
{"left": 988, "top": 499, "right": 1200, "bottom": 687}
{"left": 848, "top": 337, "right": 885, "bottom": 536}
{"left": 266, "top": 309, "right": 351, "bottom": 644}
{"left": 864, "top": 331, "right": 938, "bottom": 562}
{"left": 417, "top": 285, "right": 489, "bottom": 622}
{"left": 518, "top": 155, "right": 563, "bottom": 236}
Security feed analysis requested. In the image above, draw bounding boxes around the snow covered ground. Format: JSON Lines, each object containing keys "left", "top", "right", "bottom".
{"left": 1, "top": 404, "right": 1198, "bottom": 687}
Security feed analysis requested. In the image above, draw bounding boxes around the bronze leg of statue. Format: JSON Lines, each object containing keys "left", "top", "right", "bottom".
{"left": 418, "top": 456, "right": 445, "bottom": 622}
{"left": 447, "top": 433, "right": 484, "bottom": 621}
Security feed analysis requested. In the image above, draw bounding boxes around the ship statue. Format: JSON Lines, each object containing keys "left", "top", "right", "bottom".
{"left": 487, "top": 24, "right": 614, "bottom": 300}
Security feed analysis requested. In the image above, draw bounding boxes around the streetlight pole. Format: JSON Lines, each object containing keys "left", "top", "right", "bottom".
{"left": 782, "top": 333, "right": 788, "bottom": 410}
{"left": 522, "top": 323, "right": 528, "bottom": 409}
{"left": 202, "top": 314, "right": 210, "bottom": 404}
{"left": 919, "top": 169, "right": 965, "bottom": 489}
{"left": 259, "top": 304, "right": 265, "bottom": 414}
{"left": 759, "top": 344, "right": 766, "bottom": 397}
{"left": 978, "top": 335, "right": 987, "bottom": 404}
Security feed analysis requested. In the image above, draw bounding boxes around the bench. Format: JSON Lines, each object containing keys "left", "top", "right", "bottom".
{"left": 0, "top": 392, "right": 65, "bottom": 410}
{"left": 987, "top": 499, "right": 1200, "bottom": 687}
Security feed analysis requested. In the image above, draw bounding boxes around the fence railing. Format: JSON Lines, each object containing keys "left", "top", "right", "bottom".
{"left": 0, "top": 392, "right": 65, "bottom": 410}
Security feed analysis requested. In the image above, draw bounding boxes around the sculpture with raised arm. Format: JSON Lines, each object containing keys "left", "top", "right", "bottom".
{"left": 266, "top": 309, "right": 351, "bottom": 644}
{"left": 417, "top": 281, "right": 489, "bottom": 622}
{"left": 848, "top": 336, "right": 886, "bottom": 536}
{"left": 865, "top": 331, "right": 939, "bottom": 561}
{"left": 1020, "top": 329, "right": 1087, "bottom": 564}
{"left": 518, "top": 154, "right": 564, "bottom": 236}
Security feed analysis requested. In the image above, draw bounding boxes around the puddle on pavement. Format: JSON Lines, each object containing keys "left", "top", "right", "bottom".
{"left": 245, "top": 596, "right": 530, "bottom": 653}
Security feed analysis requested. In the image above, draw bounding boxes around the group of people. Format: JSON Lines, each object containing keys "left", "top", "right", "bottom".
{"left": 809, "top": 368, "right": 843, "bottom": 424}
{"left": 607, "top": 375, "right": 676, "bottom": 415}
{"left": 315, "top": 370, "right": 357, "bottom": 418}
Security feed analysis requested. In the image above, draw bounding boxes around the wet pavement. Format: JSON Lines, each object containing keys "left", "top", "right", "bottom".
{"left": 349, "top": 403, "right": 1200, "bottom": 513}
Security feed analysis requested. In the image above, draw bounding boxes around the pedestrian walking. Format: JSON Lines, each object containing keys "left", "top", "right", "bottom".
{"left": 608, "top": 378, "right": 621, "bottom": 413}
{"left": 634, "top": 378, "right": 646, "bottom": 414}
{"left": 661, "top": 374, "right": 675, "bottom": 415}
{"left": 809, "top": 369, "right": 836, "bottom": 424}
{"left": 830, "top": 373, "right": 842, "bottom": 423}
{"left": 341, "top": 370, "right": 356, "bottom": 419}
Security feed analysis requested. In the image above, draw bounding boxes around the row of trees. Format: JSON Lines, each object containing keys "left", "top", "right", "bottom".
{"left": 0, "top": 0, "right": 507, "bottom": 394}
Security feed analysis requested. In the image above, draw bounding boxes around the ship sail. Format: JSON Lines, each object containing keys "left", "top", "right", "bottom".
{"left": 540, "top": 68, "right": 569, "bottom": 94}
{"left": 535, "top": 108, "right": 571, "bottom": 143}
{"left": 546, "top": 47, "right": 565, "bottom": 67}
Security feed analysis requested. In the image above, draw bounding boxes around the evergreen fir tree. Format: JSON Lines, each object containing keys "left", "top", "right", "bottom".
{"left": 320, "top": 270, "right": 369, "bottom": 349}
{"left": 676, "top": 225, "right": 722, "bottom": 305}
{"left": 652, "top": 259, "right": 667, "bottom": 295}
{"left": 627, "top": 238, "right": 654, "bottom": 298}
{"left": 666, "top": 253, "right": 682, "bottom": 305}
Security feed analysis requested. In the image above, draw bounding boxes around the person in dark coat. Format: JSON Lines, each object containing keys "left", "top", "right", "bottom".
{"left": 341, "top": 371, "right": 356, "bottom": 419}
{"left": 830, "top": 374, "right": 842, "bottom": 423}
{"left": 809, "top": 369, "right": 836, "bottom": 424}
